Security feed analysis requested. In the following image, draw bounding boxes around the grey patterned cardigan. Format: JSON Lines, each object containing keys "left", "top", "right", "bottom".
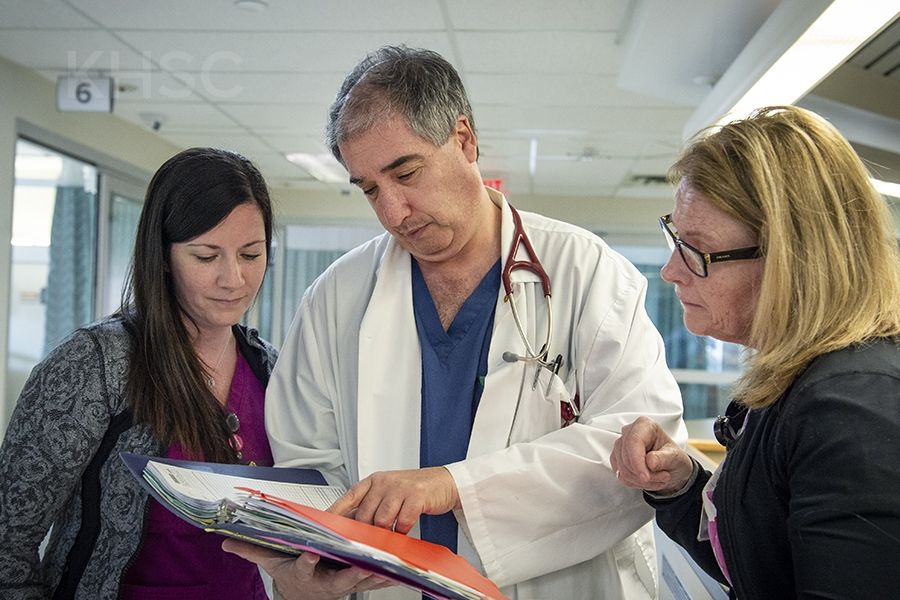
{"left": 0, "top": 317, "right": 278, "bottom": 600}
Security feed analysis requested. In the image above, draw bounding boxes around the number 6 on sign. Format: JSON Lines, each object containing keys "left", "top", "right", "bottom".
{"left": 56, "top": 75, "right": 114, "bottom": 113}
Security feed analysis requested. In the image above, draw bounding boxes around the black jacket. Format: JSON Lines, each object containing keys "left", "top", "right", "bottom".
{"left": 649, "top": 338, "right": 900, "bottom": 599}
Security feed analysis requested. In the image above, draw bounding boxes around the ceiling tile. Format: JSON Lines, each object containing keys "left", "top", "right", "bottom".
{"left": 116, "top": 31, "right": 453, "bottom": 74}
{"left": 0, "top": 0, "right": 95, "bottom": 28}
{"left": 456, "top": 31, "right": 620, "bottom": 74}
{"left": 476, "top": 105, "right": 691, "bottom": 136}
{"left": 3, "top": 0, "right": 886, "bottom": 210}
{"left": 466, "top": 73, "right": 670, "bottom": 107}
{"left": 69, "top": 0, "right": 445, "bottom": 31}
{"left": 159, "top": 132, "right": 273, "bottom": 156}
{"left": 189, "top": 72, "right": 345, "bottom": 105}
{"left": 113, "top": 101, "right": 239, "bottom": 130}
{"left": 221, "top": 103, "right": 327, "bottom": 132}
{"left": 0, "top": 29, "right": 146, "bottom": 70}
{"left": 262, "top": 134, "right": 331, "bottom": 155}
{"left": 447, "top": 0, "right": 629, "bottom": 31}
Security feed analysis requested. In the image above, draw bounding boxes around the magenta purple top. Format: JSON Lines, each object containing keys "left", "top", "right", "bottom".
{"left": 121, "top": 351, "right": 273, "bottom": 600}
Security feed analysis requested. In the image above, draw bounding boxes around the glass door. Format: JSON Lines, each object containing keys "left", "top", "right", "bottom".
{"left": 6, "top": 139, "right": 99, "bottom": 408}
{"left": 97, "top": 176, "right": 145, "bottom": 317}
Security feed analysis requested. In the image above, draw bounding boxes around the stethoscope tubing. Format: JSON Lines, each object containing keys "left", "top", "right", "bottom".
{"left": 503, "top": 204, "right": 554, "bottom": 368}
{"left": 501, "top": 204, "right": 580, "bottom": 421}
{"left": 506, "top": 291, "right": 554, "bottom": 369}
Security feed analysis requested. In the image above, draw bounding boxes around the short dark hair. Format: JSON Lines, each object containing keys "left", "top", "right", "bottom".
{"left": 326, "top": 45, "right": 476, "bottom": 164}
{"left": 123, "top": 147, "right": 273, "bottom": 462}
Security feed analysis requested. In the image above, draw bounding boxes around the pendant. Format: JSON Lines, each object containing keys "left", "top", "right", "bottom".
{"left": 229, "top": 432, "right": 244, "bottom": 460}
{"left": 225, "top": 411, "right": 240, "bottom": 433}
{"left": 226, "top": 411, "right": 243, "bottom": 461}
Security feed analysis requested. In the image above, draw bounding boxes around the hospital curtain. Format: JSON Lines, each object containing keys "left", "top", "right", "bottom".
{"left": 281, "top": 248, "right": 345, "bottom": 329}
{"left": 107, "top": 195, "right": 142, "bottom": 312}
{"left": 43, "top": 185, "right": 97, "bottom": 355}
{"left": 637, "top": 264, "right": 735, "bottom": 419}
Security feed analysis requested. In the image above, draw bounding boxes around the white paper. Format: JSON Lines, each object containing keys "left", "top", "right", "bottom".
{"left": 145, "top": 461, "right": 346, "bottom": 511}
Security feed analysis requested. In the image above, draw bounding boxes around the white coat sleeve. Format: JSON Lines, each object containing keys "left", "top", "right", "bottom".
{"left": 265, "top": 289, "right": 350, "bottom": 488}
{"left": 445, "top": 261, "right": 686, "bottom": 587}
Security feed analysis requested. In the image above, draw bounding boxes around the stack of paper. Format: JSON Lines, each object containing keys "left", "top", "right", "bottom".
{"left": 121, "top": 453, "right": 506, "bottom": 600}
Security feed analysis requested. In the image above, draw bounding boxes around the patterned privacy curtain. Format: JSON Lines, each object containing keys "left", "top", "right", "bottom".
{"left": 638, "top": 263, "right": 711, "bottom": 369}
{"left": 281, "top": 249, "right": 345, "bottom": 330}
{"left": 252, "top": 270, "right": 275, "bottom": 342}
{"left": 107, "top": 195, "right": 143, "bottom": 313}
{"left": 43, "top": 185, "right": 97, "bottom": 355}
{"left": 637, "top": 263, "right": 735, "bottom": 418}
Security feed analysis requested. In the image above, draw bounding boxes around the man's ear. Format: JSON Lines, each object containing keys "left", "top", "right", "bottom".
{"left": 454, "top": 116, "right": 478, "bottom": 163}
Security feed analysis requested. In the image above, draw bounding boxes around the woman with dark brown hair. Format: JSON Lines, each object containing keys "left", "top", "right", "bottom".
{"left": 0, "top": 147, "right": 278, "bottom": 600}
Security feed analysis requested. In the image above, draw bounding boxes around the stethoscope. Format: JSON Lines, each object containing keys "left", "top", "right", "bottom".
{"left": 500, "top": 205, "right": 580, "bottom": 419}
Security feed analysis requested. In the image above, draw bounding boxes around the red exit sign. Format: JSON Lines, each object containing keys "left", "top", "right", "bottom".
{"left": 482, "top": 178, "right": 503, "bottom": 191}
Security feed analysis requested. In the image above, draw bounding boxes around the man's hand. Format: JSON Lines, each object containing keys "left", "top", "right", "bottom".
{"left": 610, "top": 416, "right": 694, "bottom": 495}
{"left": 329, "top": 467, "right": 460, "bottom": 534}
{"left": 222, "top": 540, "right": 391, "bottom": 600}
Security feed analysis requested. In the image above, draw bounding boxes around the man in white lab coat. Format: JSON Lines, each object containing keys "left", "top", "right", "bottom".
{"left": 225, "top": 45, "right": 686, "bottom": 599}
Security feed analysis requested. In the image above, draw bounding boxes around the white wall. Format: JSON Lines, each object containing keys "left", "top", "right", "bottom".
{"left": 0, "top": 56, "right": 181, "bottom": 433}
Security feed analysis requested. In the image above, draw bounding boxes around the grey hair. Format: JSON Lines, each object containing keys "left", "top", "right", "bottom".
{"left": 325, "top": 45, "right": 476, "bottom": 165}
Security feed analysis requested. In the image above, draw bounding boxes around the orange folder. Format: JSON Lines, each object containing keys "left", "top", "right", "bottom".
{"left": 239, "top": 487, "right": 507, "bottom": 600}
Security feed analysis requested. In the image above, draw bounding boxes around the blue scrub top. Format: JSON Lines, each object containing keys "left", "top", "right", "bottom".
{"left": 412, "top": 257, "right": 500, "bottom": 553}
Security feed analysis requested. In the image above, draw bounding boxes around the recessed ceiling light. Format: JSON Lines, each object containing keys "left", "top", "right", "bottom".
{"left": 285, "top": 153, "right": 346, "bottom": 183}
{"left": 234, "top": 0, "right": 268, "bottom": 12}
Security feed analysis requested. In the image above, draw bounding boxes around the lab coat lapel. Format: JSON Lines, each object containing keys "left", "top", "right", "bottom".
{"left": 357, "top": 238, "right": 421, "bottom": 478}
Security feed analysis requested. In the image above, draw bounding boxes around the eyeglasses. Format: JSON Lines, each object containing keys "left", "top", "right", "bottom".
{"left": 659, "top": 214, "right": 761, "bottom": 278}
{"left": 714, "top": 402, "right": 748, "bottom": 447}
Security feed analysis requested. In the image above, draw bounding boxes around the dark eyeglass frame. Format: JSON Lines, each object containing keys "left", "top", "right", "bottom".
{"left": 714, "top": 402, "right": 748, "bottom": 447}
{"left": 659, "top": 213, "right": 761, "bottom": 278}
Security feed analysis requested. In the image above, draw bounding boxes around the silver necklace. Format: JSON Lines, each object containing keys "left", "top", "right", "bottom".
{"left": 205, "top": 336, "right": 233, "bottom": 389}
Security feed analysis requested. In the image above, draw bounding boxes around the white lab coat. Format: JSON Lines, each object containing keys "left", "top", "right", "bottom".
{"left": 266, "top": 189, "right": 686, "bottom": 600}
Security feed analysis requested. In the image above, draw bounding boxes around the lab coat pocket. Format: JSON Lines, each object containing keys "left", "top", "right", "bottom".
{"left": 507, "top": 367, "right": 570, "bottom": 444}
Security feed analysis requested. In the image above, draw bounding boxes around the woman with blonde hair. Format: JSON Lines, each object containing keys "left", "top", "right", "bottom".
{"left": 611, "top": 105, "right": 900, "bottom": 599}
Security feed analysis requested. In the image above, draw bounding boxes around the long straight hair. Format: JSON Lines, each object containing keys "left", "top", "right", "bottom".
{"left": 119, "top": 148, "right": 273, "bottom": 461}
{"left": 670, "top": 106, "right": 900, "bottom": 409}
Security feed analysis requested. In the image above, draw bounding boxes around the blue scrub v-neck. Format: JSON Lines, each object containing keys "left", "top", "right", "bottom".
{"left": 411, "top": 257, "right": 500, "bottom": 552}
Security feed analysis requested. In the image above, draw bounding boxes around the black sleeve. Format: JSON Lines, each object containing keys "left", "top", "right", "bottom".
{"left": 779, "top": 370, "right": 900, "bottom": 599}
{"left": 645, "top": 466, "right": 729, "bottom": 585}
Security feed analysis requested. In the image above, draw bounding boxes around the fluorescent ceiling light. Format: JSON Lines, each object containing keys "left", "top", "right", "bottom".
{"left": 684, "top": 1, "right": 899, "bottom": 138}
{"left": 234, "top": 0, "right": 268, "bottom": 12}
{"left": 871, "top": 177, "right": 900, "bottom": 200}
{"left": 285, "top": 153, "right": 346, "bottom": 183}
